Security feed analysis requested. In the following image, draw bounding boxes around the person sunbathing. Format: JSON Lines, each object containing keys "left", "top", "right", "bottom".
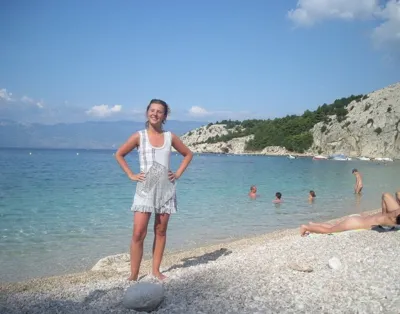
{"left": 300, "top": 191, "right": 400, "bottom": 236}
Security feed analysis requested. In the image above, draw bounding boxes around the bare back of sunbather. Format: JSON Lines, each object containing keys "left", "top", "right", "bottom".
{"left": 301, "top": 211, "right": 398, "bottom": 236}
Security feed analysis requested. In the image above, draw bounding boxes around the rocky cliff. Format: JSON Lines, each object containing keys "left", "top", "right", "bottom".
{"left": 180, "top": 82, "right": 400, "bottom": 158}
{"left": 180, "top": 124, "right": 289, "bottom": 155}
{"left": 311, "top": 82, "right": 400, "bottom": 158}
{"left": 179, "top": 124, "right": 255, "bottom": 154}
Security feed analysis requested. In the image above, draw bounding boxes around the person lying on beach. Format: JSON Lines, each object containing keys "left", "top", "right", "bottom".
{"left": 308, "top": 190, "right": 316, "bottom": 203}
{"left": 352, "top": 169, "right": 363, "bottom": 194}
{"left": 273, "top": 192, "right": 282, "bottom": 203}
{"left": 248, "top": 185, "right": 258, "bottom": 199}
{"left": 379, "top": 191, "right": 400, "bottom": 226}
{"left": 300, "top": 191, "right": 400, "bottom": 236}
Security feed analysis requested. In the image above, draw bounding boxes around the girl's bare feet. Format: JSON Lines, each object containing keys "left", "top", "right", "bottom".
{"left": 152, "top": 272, "right": 167, "bottom": 281}
{"left": 127, "top": 275, "right": 138, "bottom": 281}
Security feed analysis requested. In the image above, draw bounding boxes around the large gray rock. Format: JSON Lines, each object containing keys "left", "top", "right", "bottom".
{"left": 180, "top": 124, "right": 230, "bottom": 147}
{"left": 122, "top": 282, "right": 165, "bottom": 312}
{"left": 311, "top": 82, "right": 400, "bottom": 158}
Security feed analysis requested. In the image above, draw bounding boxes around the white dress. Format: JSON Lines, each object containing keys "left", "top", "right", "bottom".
{"left": 131, "top": 129, "right": 177, "bottom": 214}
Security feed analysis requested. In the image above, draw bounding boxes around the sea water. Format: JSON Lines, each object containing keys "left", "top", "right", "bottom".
{"left": 1, "top": 148, "right": 399, "bottom": 282}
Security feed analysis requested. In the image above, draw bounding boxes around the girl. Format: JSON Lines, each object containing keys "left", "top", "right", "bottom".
{"left": 115, "top": 99, "right": 193, "bottom": 281}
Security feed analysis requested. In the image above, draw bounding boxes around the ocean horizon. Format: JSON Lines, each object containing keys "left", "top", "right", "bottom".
{"left": 1, "top": 147, "right": 399, "bottom": 283}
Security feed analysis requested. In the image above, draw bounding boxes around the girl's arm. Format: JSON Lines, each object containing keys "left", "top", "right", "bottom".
{"left": 115, "top": 132, "right": 144, "bottom": 181}
{"left": 171, "top": 133, "right": 193, "bottom": 179}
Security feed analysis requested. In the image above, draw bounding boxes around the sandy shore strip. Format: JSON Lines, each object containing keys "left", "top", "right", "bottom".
{"left": 2, "top": 208, "right": 400, "bottom": 313}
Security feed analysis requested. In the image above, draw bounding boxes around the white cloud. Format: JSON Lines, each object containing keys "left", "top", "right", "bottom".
{"left": 188, "top": 106, "right": 211, "bottom": 117}
{"left": 372, "top": 1, "right": 400, "bottom": 49}
{"left": 21, "top": 95, "right": 44, "bottom": 108}
{"left": 21, "top": 96, "right": 34, "bottom": 103}
{"left": 0, "top": 88, "right": 14, "bottom": 102}
{"left": 186, "top": 106, "right": 258, "bottom": 121}
{"left": 1, "top": 88, "right": 44, "bottom": 108}
{"left": 288, "top": 0, "right": 380, "bottom": 26}
{"left": 288, "top": 0, "right": 400, "bottom": 52}
{"left": 36, "top": 100, "right": 45, "bottom": 109}
{"left": 85, "top": 104, "right": 122, "bottom": 117}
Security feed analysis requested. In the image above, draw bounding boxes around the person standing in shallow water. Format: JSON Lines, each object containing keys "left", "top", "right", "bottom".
{"left": 308, "top": 190, "right": 316, "bottom": 203}
{"left": 115, "top": 99, "right": 193, "bottom": 281}
{"left": 352, "top": 169, "right": 363, "bottom": 194}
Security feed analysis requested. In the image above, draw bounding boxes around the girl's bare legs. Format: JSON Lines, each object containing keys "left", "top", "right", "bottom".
{"left": 128, "top": 212, "right": 151, "bottom": 281}
{"left": 152, "top": 213, "right": 170, "bottom": 280}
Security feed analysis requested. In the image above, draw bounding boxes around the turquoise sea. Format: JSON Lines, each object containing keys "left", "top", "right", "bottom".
{"left": 1, "top": 148, "right": 399, "bottom": 282}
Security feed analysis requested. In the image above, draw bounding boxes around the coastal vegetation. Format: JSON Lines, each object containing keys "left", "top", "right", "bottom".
{"left": 204, "top": 94, "right": 364, "bottom": 153}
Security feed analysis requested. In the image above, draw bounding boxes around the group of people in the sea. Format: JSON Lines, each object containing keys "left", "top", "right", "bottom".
{"left": 248, "top": 185, "right": 316, "bottom": 204}
{"left": 302, "top": 168, "right": 399, "bottom": 235}
{"left": 115, "top": 98, "right": 399, "bottom": 282}
{"left": 248, "top": 166, "right": 399, "bottom": 237}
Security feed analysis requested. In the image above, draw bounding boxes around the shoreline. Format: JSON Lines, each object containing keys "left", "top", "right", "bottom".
{"left": 0, "top": 208, "right": 379, "bottom": 294}
{"left": 4, "top": 207, "right": 400, "bottom": 313}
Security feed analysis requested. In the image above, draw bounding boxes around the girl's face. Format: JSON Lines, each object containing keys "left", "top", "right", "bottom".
{"left": 147, "top": 103, "right": 166, "bottom": 126}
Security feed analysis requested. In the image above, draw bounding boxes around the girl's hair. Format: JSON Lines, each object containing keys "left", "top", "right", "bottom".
{"left": 275, "top": 192, "right": 282, "bottom": 199}
{"left": 145, "top": 99, "right": 170, "bottom": 129}
{"left": 310, "top": 190, "right": 316, "bottom": 197}
{"left": 396, "top": 214, "right": 400, "bottom": 225}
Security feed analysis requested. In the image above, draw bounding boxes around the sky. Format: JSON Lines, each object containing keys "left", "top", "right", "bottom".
{"left": 0, "top": 0, "right": 399, "bottom": 124}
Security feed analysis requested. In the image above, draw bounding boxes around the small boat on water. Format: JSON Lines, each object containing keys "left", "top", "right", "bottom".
{"left": 375, "top": 157, "right": 394, "bottom": 162}
{"left": 313, "top": 155, "right": 328, "bottom": 160}
{"left": 329, "top": 153, "right": 351, "bottom": 161}
{"left": 382, "top": 157, "right": 394, "bottom": 162}
{"left": 331, "top": 156, "right": 348, "bottom": 161}
{"left": 358, "top": 156, "right": 371, "bottom": 161}
{"left": 287, "top": 154, "right": 296, "bottom": 159}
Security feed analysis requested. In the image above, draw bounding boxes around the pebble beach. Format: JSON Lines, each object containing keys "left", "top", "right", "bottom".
{"left": 1, "top": 209, "right": 400, "bottom": 314}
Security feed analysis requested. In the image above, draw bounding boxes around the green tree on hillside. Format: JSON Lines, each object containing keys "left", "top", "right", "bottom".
{"left": 202, "top": 94, "right": 364, "bottom": 152}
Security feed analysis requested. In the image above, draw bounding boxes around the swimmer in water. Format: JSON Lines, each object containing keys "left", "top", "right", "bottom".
{"left": 273, "top": 192, "right": 282, "bottom": 203}
{"left": 308, "top": 190, "right": 316, "bottom": 203}
{"left": 248, "top": 185, "right": 258, "bottom": 199}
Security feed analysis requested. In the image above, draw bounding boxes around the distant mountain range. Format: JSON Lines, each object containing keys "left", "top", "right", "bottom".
{"left": 0, "top": 119, "right": 205, "bottom": 149}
